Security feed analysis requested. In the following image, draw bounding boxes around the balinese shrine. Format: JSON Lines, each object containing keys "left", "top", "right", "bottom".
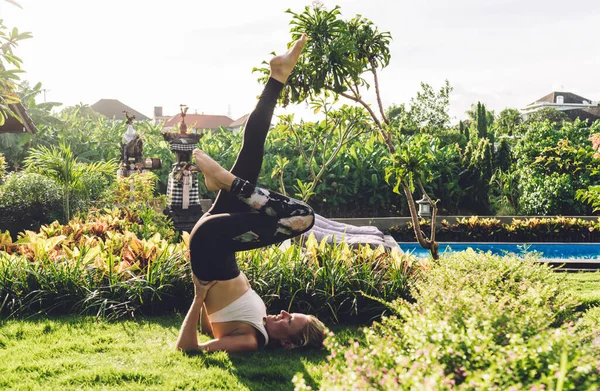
{"left": 162, "top": 105, "right": 205, "bottom": 232}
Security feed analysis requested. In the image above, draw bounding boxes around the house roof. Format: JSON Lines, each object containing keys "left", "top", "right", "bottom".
{"left": 90, "top": 99, "right": 150, "bottom": 121}
{"left": 229, "top": 113, "right": 250, "bottom": 128}
{"left": 530, "top": 91, "right": 594, "bottom": 106}
{"left": 163, "top": 114, "right": 234, "bottom": 130}
{"left": 563, "top": 107, "right": 600, "bottom": 123}
{"left": 0, "top": 103, "right": 37, "bottom": 134}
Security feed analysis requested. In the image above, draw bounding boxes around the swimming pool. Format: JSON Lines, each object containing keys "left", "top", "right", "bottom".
{"left": 398, "top": 242, "right": 600, "bottom": 261}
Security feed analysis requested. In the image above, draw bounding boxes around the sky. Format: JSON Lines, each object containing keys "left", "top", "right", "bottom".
{"left": 2, "top": 0, "right": 599, "bottom": 124}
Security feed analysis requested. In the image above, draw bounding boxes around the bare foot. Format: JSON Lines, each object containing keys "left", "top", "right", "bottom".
{"left": 192, "top": 149, "right": 235, "bottom": 192}
{"left": 270, "top": 33, "right": 308, "bottom": 83}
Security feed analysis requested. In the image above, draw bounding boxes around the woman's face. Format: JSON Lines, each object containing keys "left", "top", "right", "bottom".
{"left": 264, "top": 310, "right": 309, "bottom": 343}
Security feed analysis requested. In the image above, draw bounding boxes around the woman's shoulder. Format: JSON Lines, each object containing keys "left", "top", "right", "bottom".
{"left": 228, "top": 322, "right": 266, "bottom": 348}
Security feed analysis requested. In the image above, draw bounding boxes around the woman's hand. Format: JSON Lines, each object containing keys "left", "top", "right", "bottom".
{"left": 193, "top": 274, "right": 216, "bottom": 299}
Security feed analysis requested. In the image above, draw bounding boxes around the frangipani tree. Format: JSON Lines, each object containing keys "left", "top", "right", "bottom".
{"left": 256, "top": 4, "right": 440, "bottom": 258}
{"left": 255, "top": 5, "right": 394, "bottom": 150}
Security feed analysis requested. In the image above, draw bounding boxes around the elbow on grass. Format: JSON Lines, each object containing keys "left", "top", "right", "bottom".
{"left": 175, "top": 342, "right": 199, "bottom": 353}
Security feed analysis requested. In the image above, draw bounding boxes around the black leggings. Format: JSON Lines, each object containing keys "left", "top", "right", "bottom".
{"left": 189, "top": 78, "right": 315, "bottom": 281}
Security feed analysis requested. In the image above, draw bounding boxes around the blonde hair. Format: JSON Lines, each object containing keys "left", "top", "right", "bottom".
{"left": 287, "top": 315, "right": 326, "bottom": 349}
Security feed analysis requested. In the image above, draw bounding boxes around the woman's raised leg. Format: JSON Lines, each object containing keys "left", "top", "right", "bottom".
{"left": 207, "top": 34, "right": 307, "bottom": 215}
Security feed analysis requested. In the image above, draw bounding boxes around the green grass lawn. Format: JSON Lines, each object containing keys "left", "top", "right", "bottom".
{"left": 0, "top": 316, "right": 359, "bottom": 391}
{"left": 1, "top": 272, "right": 598, "bottom": 391}
{"left": 564, "top": 270, "right": 600, "bottom": 308}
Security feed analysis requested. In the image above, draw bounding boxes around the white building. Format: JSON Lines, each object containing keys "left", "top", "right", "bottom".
{"left": 522, "top": 92, "right": 600, "bottom": 122}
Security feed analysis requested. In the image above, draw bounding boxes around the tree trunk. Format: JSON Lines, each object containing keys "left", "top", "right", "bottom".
{"left": 329, "top": 85, "right": 440, "bottom": 257}
{"left": 370, "top": 60, "right": 390, "bottom": 126}
{"left": 402, "top": 180, "right": 439, "bottom": 260}
{"left": 338, "top": 91, "right": 395, "bottom": 153}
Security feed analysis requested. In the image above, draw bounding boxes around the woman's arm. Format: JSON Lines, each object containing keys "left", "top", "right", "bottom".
{"left": 176, "top": 297, "right": 258, "bottom": 353}
{"left": 176, "top": 276, "right": 259, "bottom": 353}
{"left": 197, "top": 334, "right": 258, "bottom": 352}
{"left": 175, "top": 278, "right": 216, "bottom": 352}
{"left": 175, "top": 295, "right": 205, "bottom": 351}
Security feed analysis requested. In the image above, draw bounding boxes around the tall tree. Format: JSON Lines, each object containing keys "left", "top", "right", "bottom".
{"left": 525, "top": 107, "right": 569, "bottom": 128}
{"left": 477, "top": 102, "right": 488, "bottom": 138}
{"left": 256, "top": 5, "right": 440, "bottom": 258}
{"left": 496, "top": 108, "right": 522, "bottom": 136}
{"left": 466, "top": 102, "right": 495, "bottom": 139}
{"left": 387, "top": 80, "right": 453, "bottom": 133}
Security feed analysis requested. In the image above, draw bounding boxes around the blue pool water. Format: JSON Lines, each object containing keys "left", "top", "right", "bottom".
{"left": 398, "top": 242, "right": 600, "bottom": 260}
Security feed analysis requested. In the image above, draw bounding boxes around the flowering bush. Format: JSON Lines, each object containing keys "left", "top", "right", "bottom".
{"left": 304, "top": 251, "right": 600, "bottom": 390}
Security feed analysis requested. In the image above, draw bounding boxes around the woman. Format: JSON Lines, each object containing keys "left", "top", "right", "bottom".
{"left": 176, "top": 34, "right": 326, "bottom": 353}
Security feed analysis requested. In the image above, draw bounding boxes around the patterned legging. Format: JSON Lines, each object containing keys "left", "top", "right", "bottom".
{"left": 189, "top": 78, "right": 315, "bottom": 281}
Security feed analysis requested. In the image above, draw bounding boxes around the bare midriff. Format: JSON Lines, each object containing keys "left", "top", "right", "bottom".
{"left": 203, "top": 272, "right": 259, "bottom": 339}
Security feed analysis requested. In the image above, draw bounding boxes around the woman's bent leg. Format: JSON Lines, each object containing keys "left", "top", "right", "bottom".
{"left": 189, "top": 181, "right": 314, "bottom": 278}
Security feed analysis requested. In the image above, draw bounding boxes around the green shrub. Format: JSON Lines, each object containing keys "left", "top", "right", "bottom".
{"left": 512, "top": 119, "right": 599, "bottom": 216}
{"left": 242, "top": 237, "right": 425, "bottom": 323}
{"left": 0, "top": 172, "right": 63, "bottom": 237}
{"left": 311, "top": 251, "right": 599, "bottom": 390}
{"left": 518, "top": 171, "right": 585, "bottom": 215}
{"left": 198, "top": 128, "right": 405, "bottom": 217}
{"left": 0, "top": 210, "right": 423, "bottom": 321}
{"left": 0, "top": 170, "right": 115, "bottom": 238}
{"left": 70, "top": 170, "right": 113, "bottom": 214}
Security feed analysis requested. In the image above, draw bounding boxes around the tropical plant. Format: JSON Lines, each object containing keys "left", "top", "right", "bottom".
{"left": 513, "top": 119, "right": 598, "bottom": 215}
{"left": 0, "top": 153, "right": 6, "bottom": 180}
{"left": 253, "top": 4, "right": 393, "bottom": 149}
{"left": 384, "top": 134, "right": 440, "bottom": 258}
{"left": 390, "top": 216, "right": 600, "bottom": 242}
{"left": 276, "top": 102, "right": 373, "bottom": 202}
{"left": 23, "top": 142, "right": 117, "bottom": 222}
{"left": 0, "top": 207, "right": 424, "bottom": 320}
{"left": 525, "top": 107, "right": 569, "bottom": 128}
{"left": 575, "top": 132, "right": 600, "bottom": 212}
{"left": 490, "top": 167, "right": 519, "bottom": 215}
{"left": 496, "top": 107, "right": 522, "bottom": 136}
{"left": 0, "top": 18, "right": 31, "bottom": 126}
{"left": 17, "top": 81, "right": 63, "bottom": 127}
{"left": 256, "top": 5, "right": 440, "bottom": 256}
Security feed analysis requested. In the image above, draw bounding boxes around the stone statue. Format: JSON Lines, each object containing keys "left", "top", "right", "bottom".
{"left": 179, "top": 104, "right": 188, "bottom": 134}
{"left": 121, "top": 111, "right": 144, "bottom": 171}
